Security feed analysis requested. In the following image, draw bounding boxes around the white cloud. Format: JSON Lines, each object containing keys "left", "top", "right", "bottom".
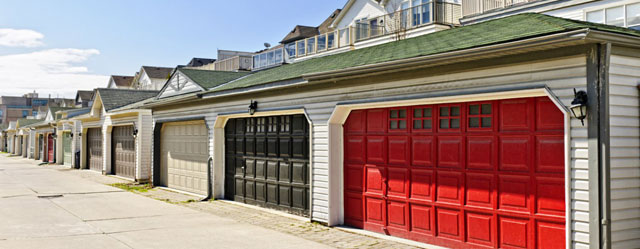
{"left": 0, "top": 29, "right": 44, "bottom": 47}
{"left": 0, "top": 48, "right": 109, "bottom": 98}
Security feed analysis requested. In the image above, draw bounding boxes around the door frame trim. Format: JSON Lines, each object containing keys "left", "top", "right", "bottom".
{"left": 326, "top": 87, "right": 572, "bottom": 248}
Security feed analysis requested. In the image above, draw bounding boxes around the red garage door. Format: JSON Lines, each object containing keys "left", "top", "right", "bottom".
{"left": 344, "top": 96, "right": 566, "bottom": 249}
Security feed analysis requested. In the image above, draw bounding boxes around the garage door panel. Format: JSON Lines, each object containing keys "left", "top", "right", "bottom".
{"left": 467, "top": 136, "right": 495, "bottom": 171}
{"left": 499, "top": 136, "right": 532, "bottom": 172}
{"left": 436, "top": 208, "right": 462, "bottom": 240}
{"left": 535, "top": 177, "right": 565, "bottom": 216}
{"left": 225, "top": 115, "right": 309, "bottom": 216}
{"left": 410, "top": 169, "right": 433, "bottom": 201}
{"left": 411, "top": 136, "right": 434, "bottom": 167}
{"left": 499, "top": 216, "right": 531, "bottom": 249}
{"left": 535, "top": 135, "right": 564, "bottom": 173}
{"left": 112, "top": 126, "right": 136, "bottom": 179}
{"left": 466, "top": 212, "right": 495, "bottom": 247}
{"left": 437, "top": 136, "right": 464, "bottom": 169}
{"left": 344, "top": 97, "right": 565, "bottom": 248}
{"left": 87, "top": 128, "right": 103, "bottom": 172}
{"left": 499, "top": 175, "right": 531, "bottom": 213}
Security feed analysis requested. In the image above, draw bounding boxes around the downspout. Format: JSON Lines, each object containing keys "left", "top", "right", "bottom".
{"left": 201, "top": 156, "right": 213, "bottom": 202}
{"left": 597, "top": 43, "right": 612, "bottom": 249}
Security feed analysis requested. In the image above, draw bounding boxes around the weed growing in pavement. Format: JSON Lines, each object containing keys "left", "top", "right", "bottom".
{"left": 110, "top": 183, "right": 152, "bottom": 192}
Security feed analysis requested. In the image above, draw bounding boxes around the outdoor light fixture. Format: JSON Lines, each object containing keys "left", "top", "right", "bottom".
{"left": 132, "top": 124, "right": 139, "bottom": 138}
{"left": 248, "top": 100, "right": 258, "bottom": 115}
{"left": 570, "top": 88, "right": 588, "bottom": 126}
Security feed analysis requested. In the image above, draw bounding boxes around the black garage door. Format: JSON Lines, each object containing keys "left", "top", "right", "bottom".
{"left": 87, "top": 128, "right": 103, "bottom": 172}
{"left": 112, "top": 126, "right": 136, "bottom": 179}
{"left": 225, "top": 114, "right": 310, "bottom": 216}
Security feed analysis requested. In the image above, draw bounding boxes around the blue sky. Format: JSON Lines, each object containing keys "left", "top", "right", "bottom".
{"left": 0, "top": 0, "right": 345, "bottom": 98}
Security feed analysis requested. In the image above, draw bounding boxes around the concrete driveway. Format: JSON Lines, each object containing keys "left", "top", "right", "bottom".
{"left": 0, "top": 155, "right": 331, "bottom": 249}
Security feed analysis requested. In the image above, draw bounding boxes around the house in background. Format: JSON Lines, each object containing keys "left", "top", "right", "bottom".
{"left": 75, "top": 90, "right": 94, "bottom": 108}
{"left": 106, "top": 75, "right": 135, "bottom": 89}
{"left": 211, "top": 50, "right": 254, "bottom": 72}
{"left": 131, "top": 66, "right": 174, "bottom": 91}
{"left": 0, "top": 93, "right": 74, "bottom": 126}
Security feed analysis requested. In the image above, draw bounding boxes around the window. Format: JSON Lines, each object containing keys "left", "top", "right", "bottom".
{"left": 317, "top": 34, "right": 327, "bottom": 51}
{"left": 0, "top": 110, "right": 3, "bottom": 116}
{"left": 267, "top": 51, "right": 275, "bottom": 65}
{"left": 22, "top": 110, "right": 29, "bottom": 117}
{"left": 259, "top": 53, "right": 267, "bottom": 68}
{"left": 628, "top": 3, "right": 640, "bottom": 29}
{"left": 468, "top": 103, "right": 492, "bottom": 129}
{"left": 285, "top": 43, "right": 296, "bottom": 59}
{"left": 587, "top": 3, "right": 640, "bottom": 30}
{"left": 606, "top": 6, "right": 624, "bottom": 26}
{"left": 307, "top": 37, "right": 316, "bottom": 54}
{"left": 413, "top": 107, "right": 432, "bottom": 130}
{"left": 32, "top": 99, "right": 48, "bottom": 106}
{"left": 297, "top": 40, "right": 306, "bottom": 56}
{"left": 389, "top": 109, "right": 407, "bottom": 130}
{"left": 32, "top": 111, "right": 37, "bottom": 116}
{"left": 274, "top": 49, "right": 283, "bottom": 63}
{"left": 439, "top": 105, "right": 461, "bottom": 130}
{"left": 327, "top": 32, "right": 335, "bottom": 49}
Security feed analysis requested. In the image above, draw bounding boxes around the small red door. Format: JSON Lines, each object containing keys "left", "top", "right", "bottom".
{"left": 47, "top": 134, "right": 54, "bottom": 163}
{"left": 344, "top": 96, "right": 566, "bottom": 249}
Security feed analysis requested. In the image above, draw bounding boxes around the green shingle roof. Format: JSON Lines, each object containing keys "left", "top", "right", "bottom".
{"left": 16, "top": 118, "right": 44, "bottom": 128}
{"left": 97, "top": 88, "right": 159, "bottom": 111}
{"left": 206, "top": 13, "right": 640, "bottom": 93}
{"left": 179, "top": 69, "right": 252, "bottom": 89}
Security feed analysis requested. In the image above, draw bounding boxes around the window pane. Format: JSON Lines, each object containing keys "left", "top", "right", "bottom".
{"left": 440, "top": 119, "right": 449, "bottom": 128}
{"left": 440, "top": 107, "right": 449, "bottom": 117}
{"left": 424, "top": 119, "right": 432, "bottom": 129}
{"left": 414, "top": 108, "right": 422, "bottom": 118}
{"left": 253, "top": 56, "right": 259, "bottom": 68}
{"left": 451, "top": 107, "right": 460, "bottom": 116}
{"left": 628, "top": 3, "right": 640, "bottom": 27}
{"left": 399, "top": 120, "right": 406, "bottom": 129}
{"left": 414, "top": 120, "right": 422, "bottom": 129}
{"left": 399, "top": 110, "right": 406, "bottom": 118}
{"left": 267, "top": 51, "right": 275, "bottom": 65}
{"left": 424, "top": 108, "right": 432, "bottom": 117}
{"left": 469, "top": 117, "right": 480, "bottom": 127}
{"left": 606, "top": 6, "right": 624, "bottom": 26}
{"left": 390, "top": 110, "right": 398, "bottom": 118}
{"left": 451, "top": 118, "right": 460, "bottom": 128}
{"left": 390, "top": 121, "right": 398, "bottom": 129}
{"left": 482, "top": 117, "right": 492, "bottom": 128}
{"left": 327, "top": 33, "right": 335, "bottom": 49}
{"left": 317, "top": 35, "right": 326, "bottom": 51}
{"left": 274, "top": 49, "right": 283, "bottom": 64}
{"left": 260, "top": 53, "right": 267, "bottom": 68}
{"left": 297, "top": 40, "right": 306, "bottom": 55}
{"left": 587, "top": 10, "right": 604, "bottom": 23}
{"left": 307, "top": 38, "right": 316, "bottom": 54}
{"left": 481, "top": 104, "right": 492, "bottom": 114}
{"left": 285, "top": 43, "right": 296, "bottom": 58}
{"left": 469, "top": 105, "right": 480, "bottom": 115}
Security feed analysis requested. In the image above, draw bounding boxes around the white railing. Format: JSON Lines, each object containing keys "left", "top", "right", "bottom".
{"left": 462, "top": 0, "right": 537, "bottom": 17}
{"left": 252, "top": 1, "right": 461, "bottom": 70}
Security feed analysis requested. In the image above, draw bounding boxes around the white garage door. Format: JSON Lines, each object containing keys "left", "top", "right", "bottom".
{"left": 161, "top": 120, "right": 209, "bottom": 196}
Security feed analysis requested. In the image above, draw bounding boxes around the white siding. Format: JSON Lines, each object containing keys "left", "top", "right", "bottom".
{"left": 608, "top": 53, "right": 640, "bottom": 248}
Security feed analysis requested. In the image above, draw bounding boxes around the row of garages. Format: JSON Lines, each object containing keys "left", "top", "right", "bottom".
{"left": 2, "top": 14, "right": 640, "bottom": 248}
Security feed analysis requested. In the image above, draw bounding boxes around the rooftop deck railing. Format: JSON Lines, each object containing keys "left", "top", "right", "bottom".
{"left": 461, "top": 0, "right": 538, "bottom": 17}
{"left": 252, "top": 1, "right": 461, "bottom": 70}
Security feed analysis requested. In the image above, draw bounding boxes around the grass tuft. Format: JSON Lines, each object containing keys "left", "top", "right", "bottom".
{"left": 110, "top": 183, "right": 152, "bottom": 193}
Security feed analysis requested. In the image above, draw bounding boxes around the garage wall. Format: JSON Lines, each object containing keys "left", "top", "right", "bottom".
{"left": 608, "top": 50, "right": 640, "bottom": 248}
{"left": 151, "top": 53, "right": 592, "bottom": 247}
{"left": 138, "top": 113, "right": 154, "bottom": 181}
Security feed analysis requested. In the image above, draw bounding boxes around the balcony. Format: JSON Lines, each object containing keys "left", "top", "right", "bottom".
{"left": 252, "top": 1, "right": 461, "bottom": 70}
{"left": 462, "top": 0, "right": 539, "bottom": 17}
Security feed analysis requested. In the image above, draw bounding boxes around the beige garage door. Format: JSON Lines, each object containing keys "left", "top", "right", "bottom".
{"left": 161, "top": 120, "right": 209, "bottom": 196}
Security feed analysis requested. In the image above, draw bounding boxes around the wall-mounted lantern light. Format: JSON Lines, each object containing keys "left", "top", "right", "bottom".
{"left": 70, "top": 133, "right": 73, "bottom": 138}
{"left": 248, "top": 100, "right": 258, "bottom": 115}
{"left": 51, "top": 134, "right": 58, "bottom": 139}
{"left": 570, "top": 88, "right": 588, "bottom": 126}
{"left": 132, "top": 123, "right": 139, "bottom": 138}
